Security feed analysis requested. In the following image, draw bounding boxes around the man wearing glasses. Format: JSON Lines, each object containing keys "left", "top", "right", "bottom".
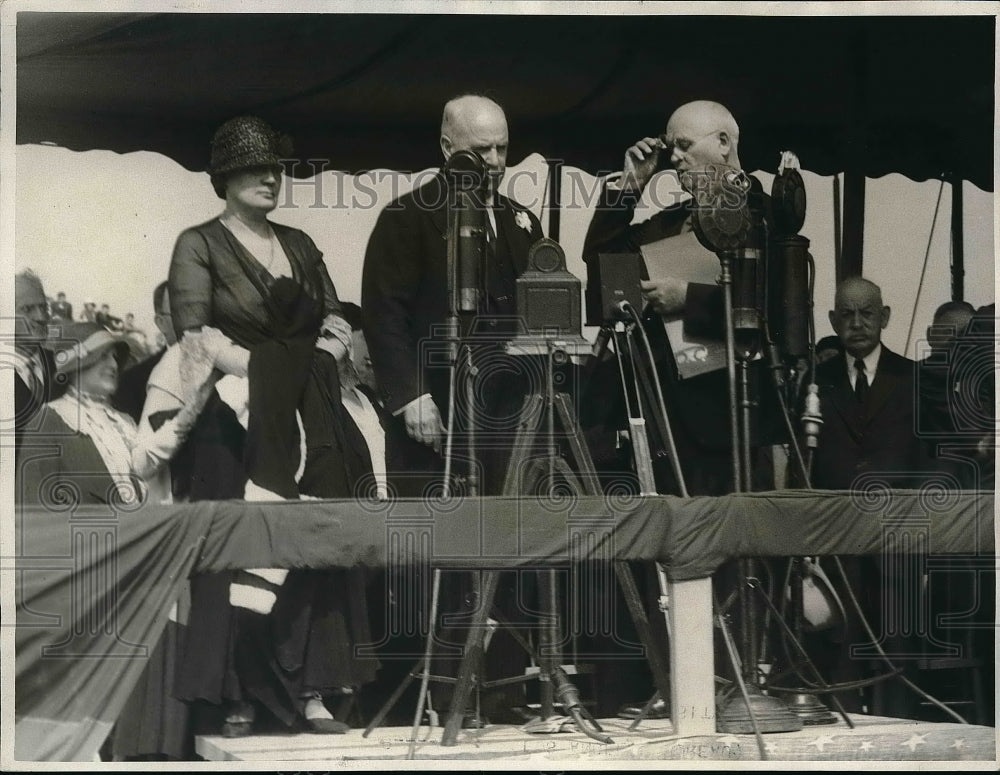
{"left": 583, "top": 99, "right": 765, "bottom": 496}
{"left": 13, "top": 270, "right": 60, "bottom": 455}
{"left": 584, "top": 100, "right": 743, "bottom": 322}
{"left": 581, "top": 100, "right": 783, "bottom": 718}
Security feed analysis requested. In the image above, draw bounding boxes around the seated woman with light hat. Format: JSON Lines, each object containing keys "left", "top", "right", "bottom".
{"left": 16, "top": 322, "right": 203, "bottom": 508}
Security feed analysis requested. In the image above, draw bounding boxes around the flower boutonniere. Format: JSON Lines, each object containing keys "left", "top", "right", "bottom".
{"left": 514, "top": 210, "right": 532, "bottom": 233}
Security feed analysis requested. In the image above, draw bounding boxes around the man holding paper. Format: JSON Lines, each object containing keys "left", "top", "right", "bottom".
{"left": 582, "top": 100, "right": 778, "bottom": 496}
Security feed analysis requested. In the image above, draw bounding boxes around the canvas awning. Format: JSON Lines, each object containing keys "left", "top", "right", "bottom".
{"left": 15, "top": 12, "right": 995, "bottom": 189}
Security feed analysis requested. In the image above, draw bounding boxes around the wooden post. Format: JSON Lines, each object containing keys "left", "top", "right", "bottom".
{"left": 951, "top": 176, "right": 964, "bottom": 301}
{"left": 668, "top": 577, "right": 716, "bottom": 735}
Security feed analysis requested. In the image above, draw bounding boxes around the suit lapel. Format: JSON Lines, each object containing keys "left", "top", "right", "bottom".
{"left": 428, "top": 174, "right": 448, "bottom": 238}
{"left": 496, "top": 196, "right": 530, "bottom": 276}
{"left": 864, "top": 348, "right": 902, "bottom": 423}
{"left": 822, "top": 356, "right": 864, "bottom": 440}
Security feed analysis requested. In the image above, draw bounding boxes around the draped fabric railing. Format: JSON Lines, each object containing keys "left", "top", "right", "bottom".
{"left": 13, "top": 490, "right": 994, "bottom": 761}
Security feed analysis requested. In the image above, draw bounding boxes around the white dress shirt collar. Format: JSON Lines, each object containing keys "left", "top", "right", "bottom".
{"left": 847, "top": 343, "right": 882, "bottom": 389}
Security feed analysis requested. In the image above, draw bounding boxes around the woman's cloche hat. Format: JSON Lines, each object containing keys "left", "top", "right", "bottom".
{"left": 52, "top": 322, "right": 130, "bottom": 376}
{"left": 208, "top": 116, "right": 293, "bottom": 177}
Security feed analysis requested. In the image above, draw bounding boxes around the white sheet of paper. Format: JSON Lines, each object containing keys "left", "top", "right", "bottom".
{"left": 640, "top": 231, "right": 727, "bottom": 379}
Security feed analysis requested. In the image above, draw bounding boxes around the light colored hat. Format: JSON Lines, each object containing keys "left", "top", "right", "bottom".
{"left": 52, "top": 322, "right": 129, "bottom": 376}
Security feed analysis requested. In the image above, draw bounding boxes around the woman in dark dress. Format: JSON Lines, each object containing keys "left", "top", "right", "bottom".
{"left": 170, "top": 116, "right": 378, "bottom": 737}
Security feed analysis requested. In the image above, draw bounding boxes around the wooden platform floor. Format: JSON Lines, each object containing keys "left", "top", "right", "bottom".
{"left": 196, "top": 713, "right": 996, "bottom": 763}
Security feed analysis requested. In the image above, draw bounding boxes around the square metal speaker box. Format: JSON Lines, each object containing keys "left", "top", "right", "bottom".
{"left": 516, "top": 238, "right": 582, "bottom": 336}
{"left": 597, "top": 252, "right": 644, "bottom": 322}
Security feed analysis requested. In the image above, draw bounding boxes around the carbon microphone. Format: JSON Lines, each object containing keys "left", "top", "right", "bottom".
{"left": 445, "top": 150, "right": 488, "bottom": 314}
{"left": 771, "top": 152, "right": 811, "bottom": 361}
{"left": 682, "top": 164, "right": 762, "bottom": 358}
{"left": 773, "top": 235, "right": 811, "bottom": 361}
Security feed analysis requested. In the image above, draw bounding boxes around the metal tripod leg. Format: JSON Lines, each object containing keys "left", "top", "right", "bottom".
{"left": 363, "top": 569, "right": 452, "bottom": 741}
{"left": 552, "top": 392, "right": 602, "bottom": 494}
{"left": 502, "top": 393, "right": 546, "bottom": 495}
{"left": 612, "top": 561, "right": 672, "bottom": 728}
{"left": 408, "top": 568, "right": 443, "bottom": 757}
{"left": 441, "top": 569, "right": 500, "bottom": 746}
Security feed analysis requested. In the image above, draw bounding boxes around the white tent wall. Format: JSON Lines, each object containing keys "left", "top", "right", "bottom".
{"left": 15, "top": 144, "right": 994, "bottom": 359}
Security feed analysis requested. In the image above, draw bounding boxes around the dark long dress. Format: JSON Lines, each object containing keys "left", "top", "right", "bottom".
{"left": 170, "top": 218, "right": 378, "bottom": 726}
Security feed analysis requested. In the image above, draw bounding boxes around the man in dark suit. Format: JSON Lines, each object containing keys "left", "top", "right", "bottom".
{"left": 13, "top": 270, "right": 61, "bottom": 456}
{"left": 583, "top": 99, "right": 779, "bottom": 497}
{"left": 362, "top": 93, "right": 544, "bottom": 496}
{"left": 362, "top": 94, "right": 544, "bottom": 725}
{"left": 50, "top": 291, "right": 73, "bottom": 322}
{"left": 915, "top": 300, "right": 980, "bottom": 481}
{"left": 582, "top": 100, "right": 791, "bottom": 718}
{"left": 812, "top": 277, "right": 926, "bottom": 489}
{"left": 810, "top": 276, "right": 930, "bottom": 716}
{"left": 113, "top": 282, "right": 174, "bottom": 422}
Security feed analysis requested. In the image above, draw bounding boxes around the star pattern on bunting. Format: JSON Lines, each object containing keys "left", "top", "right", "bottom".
{"left": 950, "top": 738, "right": 966, "bottom": 751}
{"left": 901, "top": 733, "right": 928, "bottom": 752}
{"left": 858, "top": 740, "right": 873, "bottom": 752}
{"left": 808, "top": 734, "right": 837, "bottom": 752}
{"left": 764, "top": 741, "right": 778, "bottom": 755}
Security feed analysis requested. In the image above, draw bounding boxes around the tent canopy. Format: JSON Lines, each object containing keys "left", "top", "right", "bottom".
{"left": 15, "top": 12, "right": 996, "bottom": 189}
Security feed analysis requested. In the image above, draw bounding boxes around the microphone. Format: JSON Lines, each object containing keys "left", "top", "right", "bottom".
{"left": 801, "top": 382, "right": 823, "bottom": 448}
{"left": 773, "top": 235, "right": 811, "bottom": 361}
{"left": 683, "top": 164, "right": 762, "bottom": 357}
{"left": 770, "top": 153, "right": 810, "bottom": 362}
{"left": 730, "top": 245, "right": 765, "bottom": 357}
{"left": 444, "top": 149, "right": 488, "bottom": 192}
{"left": 454, "top": 193, "right": 486, "bottom": 314}
{"left": 445, "top": 150, "right": 488, "bottom": 314}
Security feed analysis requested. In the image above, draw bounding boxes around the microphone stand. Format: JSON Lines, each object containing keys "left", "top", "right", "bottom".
{"left": 715, "top": 249, "right": 802, "bottom": 735}
{"left": 442, "top": 160, "right": 486, "bottom": 500}
{"left": 410, "top": 158, "right": 485, "bottom": 745}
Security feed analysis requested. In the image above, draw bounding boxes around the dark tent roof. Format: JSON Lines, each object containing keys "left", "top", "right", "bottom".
{"left": 15, "top": 12, "right": 996, "bottom": 189}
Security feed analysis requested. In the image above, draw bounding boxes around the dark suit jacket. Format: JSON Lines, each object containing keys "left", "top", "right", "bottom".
{"left": 812, "top": 347, "right": 927, "bottom": 490}
{"left": 17, "top": 408, "right": 130, "bottom": 506}
{"left": 112, "top": 350, "right": 166, "bottom": 423}
{"left": 51, "top": 300, "right": 73, "bottom": 321}
{"left": 581, "top": 178, "right": 780, "bottom": 493}
{"left": 362, "top": 173, "right": 544, "bottom": 415}
{"left": 14, "top": 346, "right": 63, "bottom": 456}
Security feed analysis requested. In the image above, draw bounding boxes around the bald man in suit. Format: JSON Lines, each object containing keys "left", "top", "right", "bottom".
{"left": 362, "top": 94, "right": 545, "bottom": 725}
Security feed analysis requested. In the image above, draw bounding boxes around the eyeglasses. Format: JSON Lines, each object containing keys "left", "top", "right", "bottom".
{"left": 659, "top": 129, "right": 722, "bottom": 157}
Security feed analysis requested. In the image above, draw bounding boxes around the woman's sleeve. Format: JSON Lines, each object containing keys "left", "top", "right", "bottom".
{"left": 168, "top": 228, "right": 214, "bottom": 337}
{"left": 131, "top": 387, "right": 184, "bottom": 480}
{"left": 308, "top": 234, "right": 342, "bottom": 318}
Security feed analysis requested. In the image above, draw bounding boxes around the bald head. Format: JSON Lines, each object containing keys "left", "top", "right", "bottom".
{"left": 927, "top": 300, "right": 975, "bottom": 354}
{"left": 440, "top": 95, "right": 509, "bottom": 188}
{"left": 664, "top": 100, "right": 741, "bottom": 174}
{"left": 829, "top": 277, "right": 890, "bottom": 358}
{"left": 15, "top": 270, "right": 49, "bottom": 344}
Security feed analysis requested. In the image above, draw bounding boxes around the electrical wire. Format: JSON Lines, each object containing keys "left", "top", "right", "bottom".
{"left": 904, "top": 178, "right": 946, "bottom": 355}
{"left": 622, "top": 302, "right": 689, "bottom": 497}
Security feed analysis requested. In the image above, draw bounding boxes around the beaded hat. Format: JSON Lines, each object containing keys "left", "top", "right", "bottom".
{"left": 208, "top": 116, "right": 292, "bottom": 177}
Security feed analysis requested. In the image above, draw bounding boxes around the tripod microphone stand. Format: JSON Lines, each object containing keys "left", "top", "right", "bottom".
{"left": 386, "top": 150, "right": 489, "bottom": 754}
{"left": 712, "top": 250, "right": 803, "bottom": 735}
{"left": 439, "top": 240, "right": 683, "bottom": 747}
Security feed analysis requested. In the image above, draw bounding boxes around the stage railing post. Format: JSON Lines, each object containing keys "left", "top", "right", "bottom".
{"left": 668, "top": 576, "right": 716, "bottom": 735}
